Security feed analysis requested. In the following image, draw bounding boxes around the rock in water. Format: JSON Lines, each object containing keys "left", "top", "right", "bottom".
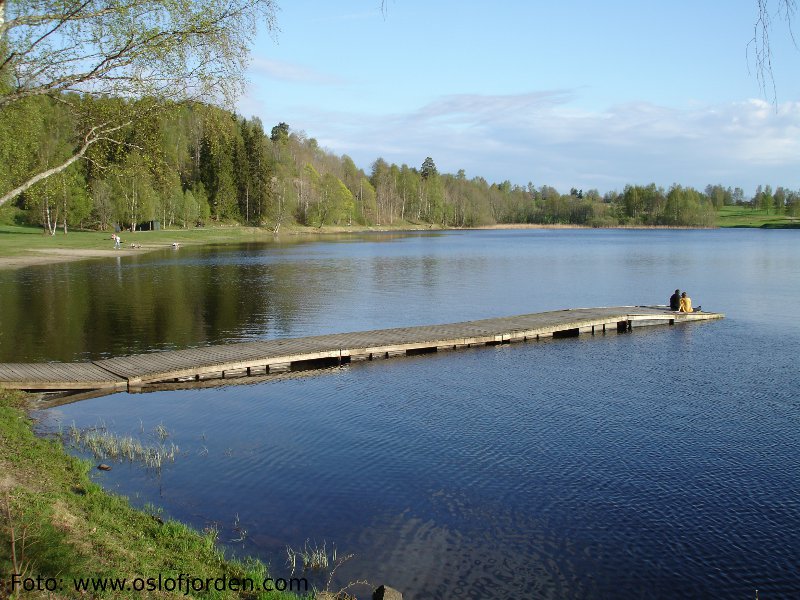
{"left": 373, "top": 585, "right": 403, "bottom": 600}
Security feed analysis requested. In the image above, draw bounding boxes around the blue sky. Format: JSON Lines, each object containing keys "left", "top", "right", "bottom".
{"left": 238, "top": 1, "right": 800, "bottom": 196}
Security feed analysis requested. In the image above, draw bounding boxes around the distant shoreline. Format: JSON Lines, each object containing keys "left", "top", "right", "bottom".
{"left": 465, "top": 223, "right": 713, "bottom": 230}
{"left": 0, "top": 221, "right": 786, "bottom": 271}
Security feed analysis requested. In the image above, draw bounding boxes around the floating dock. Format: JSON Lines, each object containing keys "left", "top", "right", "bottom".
{"left": 0, "top": 306, "right": 723, "bottom": 395}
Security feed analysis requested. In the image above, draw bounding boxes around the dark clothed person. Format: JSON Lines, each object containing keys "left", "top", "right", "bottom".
{"left": 669, "top": 289, "right": 681, "bottom": 311}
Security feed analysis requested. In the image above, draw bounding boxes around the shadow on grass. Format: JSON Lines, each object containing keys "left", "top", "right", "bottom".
{"left": 0, "top": 225, "right": 45, "bottom": 235}
{"left": 723, "top": 221, "right": 800, "bottom": 229}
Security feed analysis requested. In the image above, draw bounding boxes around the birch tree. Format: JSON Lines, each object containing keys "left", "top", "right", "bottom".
{"left": 0, "top": 0, "right": 276, "bottom": 206}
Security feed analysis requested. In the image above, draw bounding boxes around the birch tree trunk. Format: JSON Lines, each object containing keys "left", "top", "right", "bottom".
{"left": 62, "top": 178, "right": 68, "bottom": 234}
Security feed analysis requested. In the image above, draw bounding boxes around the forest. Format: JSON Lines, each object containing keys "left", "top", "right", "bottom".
{"left": 2, "top": 96, "right": 800, "bottom": 233}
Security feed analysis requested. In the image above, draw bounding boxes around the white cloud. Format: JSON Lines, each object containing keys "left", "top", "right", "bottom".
{"left": 255, "top": 92, "right": 800, "bottom": 194}
{"left": 248, "top": 58, "right": 344, "bottom": 85}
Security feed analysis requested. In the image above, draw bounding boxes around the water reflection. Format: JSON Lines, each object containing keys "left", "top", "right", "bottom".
{"left": 41, "top": 323, "right": 800, "bottom": 598}
{"left": 31, "top": 229, "right": 800, "bottom": 599}
{"left": 3, "top": 229, "right": 800, "bottom": 361}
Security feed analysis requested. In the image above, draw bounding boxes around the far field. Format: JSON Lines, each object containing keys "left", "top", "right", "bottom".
{"left": 715, "top": 206, "right": 800, "bottom": 228}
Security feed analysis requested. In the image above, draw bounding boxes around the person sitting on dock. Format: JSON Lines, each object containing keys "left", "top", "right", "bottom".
{"left": 669, "top": 289, "right": 681, "bottom": 311}
{"left": 678, "top": 291, "right": 701, "bottom": 313}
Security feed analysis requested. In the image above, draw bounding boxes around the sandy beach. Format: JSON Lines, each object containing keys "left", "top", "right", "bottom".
{"left": 0, "top": 246, "right": 162, "bottom": 270}
{"left": 0, "top": 223, "right": 717, "bottom": 271}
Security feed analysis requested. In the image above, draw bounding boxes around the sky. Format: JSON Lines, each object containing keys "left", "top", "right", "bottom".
{"left": 238, "top": 1, "right": 800, "bottom": 196}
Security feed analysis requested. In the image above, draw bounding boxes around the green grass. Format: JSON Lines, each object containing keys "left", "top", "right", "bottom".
{"left": 716, "top": 205, "right": 800, "bottom": 228}
{"left": 0, "top": 218, "right": 437, "bottom": 263}
{"left": 0, "top": 222, "right": 285, "bottom": 257}
{"left": 0, "top": 389, "right": 311, "bottom": 599}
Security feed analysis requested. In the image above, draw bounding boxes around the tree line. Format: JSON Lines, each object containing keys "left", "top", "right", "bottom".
{"left": 3, "top": 0, "right": 799, "bottom": 233}
{"left": 2, "top": 96, "right": 799, "bottom": 234}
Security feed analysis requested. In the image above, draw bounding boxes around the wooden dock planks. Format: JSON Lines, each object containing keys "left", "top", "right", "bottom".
{"left": 0, "top": 362, "right": 127, "bottom": 390}
{"left": 0, "top": 306, "right": 723, "bottom": 393}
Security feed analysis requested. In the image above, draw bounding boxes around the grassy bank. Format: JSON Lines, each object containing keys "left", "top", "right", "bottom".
{"left": 0, "top": 223, "right": 269, "bottom": 257}
{"left": 2, "top": 207, "right": 797, "bottom": 271}
{"left": 0, "top": 221, "right": 441, "bottom": 270}
{"left": 715, "top": 206, "right": 800, "bottom": 228}
{"left": 0, "top": 221, "right": 429, "bottom": 255}
{"left": 0, "top": 388, "right": 309, "bottom": 599}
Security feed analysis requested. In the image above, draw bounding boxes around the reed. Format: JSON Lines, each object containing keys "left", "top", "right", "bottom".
{"left": 154, "top": 422, "right": 169, "bottom": 441}
{"left": 65, "top": 424, "right": 179, "bottom": 471}
{"left": 286, "top": 539, "right": 335, "bottom": 575}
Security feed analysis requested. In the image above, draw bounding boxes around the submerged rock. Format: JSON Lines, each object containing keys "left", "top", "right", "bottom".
{"left": 373, "top": 585, "right": 403, "bottom": 600}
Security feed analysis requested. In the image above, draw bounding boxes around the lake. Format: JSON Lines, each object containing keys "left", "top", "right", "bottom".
{"left": 5, "top": 229, "right": 799, "bottom": 599}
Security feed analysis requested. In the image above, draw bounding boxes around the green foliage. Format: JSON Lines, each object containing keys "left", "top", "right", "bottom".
{"left": 0, "top": 0, "right": 278, "bottom": 207}
{"left": 421, "top": 170, "right": 445, "bottom": 224}
{"left": 0, "top": 203, "right": 26, "bottom": 227}
{"left": 322, "top": 174, "right": 355, "bottom": 225}
{"left": 193, "top": 183, "right": 212, "bottom": 225}
{"left": 109, "top": 152, "right": 158, "bottom": 231}
{"left": 2, "top": 0, "right": 794, "bottom": 231}
{"left": 355, "top": 177, "right": 377, "bottom": 225}
{"left": 787, "top": 192, "right": 800, "bottom": 217}
{"left": 91, "top": 179, "right": 115, "bottom": 231}
{"left": 420, "top": 156, "right": 438, "bottom": 179}
{"left": 240, "top": 118, "right": 271, "bottom": 223}
{"left": 661, "top": 185, "right": 715, "bottom": 227}
{"left": 2, "top": 96, "right": 797, "bottom": 230}
{"left": 270, "top": 122, "right": 290, "bottom": 143}
{"left": 305, "top": 172, "right": 352, "bottom": 226}
{"left": 0, "top": 98, "right": 50, "bottom": 195}
{"left": 704, "top": 184, "right": 733, "bottom": 208}
{"left": 756, "top": 184, "right": 775, "bottom": 213}
{"left": 614, "top": 183, "right": 716, "bottom": 227}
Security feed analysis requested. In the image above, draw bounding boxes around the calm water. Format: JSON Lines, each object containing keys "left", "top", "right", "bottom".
{"left": 7, "top": 229, "right": 800, "bottom": 599}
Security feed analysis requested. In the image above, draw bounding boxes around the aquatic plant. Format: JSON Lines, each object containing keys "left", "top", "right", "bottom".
{"left": 154, "top": 422, "right": 169, "bottom": 441}
{"left": 286, "top": 539, "right": 335, "bottom": 575}
{"left": 64, "top": 423, "right": 179, "bottom": 471}
{"left": 68, "top": 421, "right": 81, "bottom": 444}
{"left": 230, "top": 513, "right": 248, "bottom": 543}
